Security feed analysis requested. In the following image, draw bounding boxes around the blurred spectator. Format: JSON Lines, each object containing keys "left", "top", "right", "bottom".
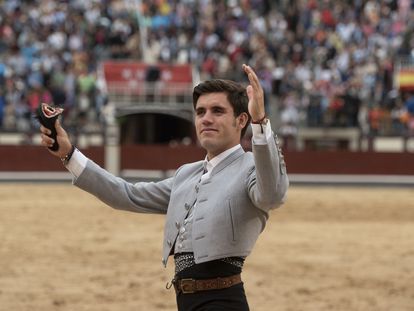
{"left": 0, "top": 87, "right": 5, "bottom": 128}
{"left": 404, "top": 92, "right": 414, "bottom": 133}
{"left": 390, "top": 99, "right": 408, "bottom": 134}
{"left": 368, "top": 104, "right": 383, "bottom": 135}
{"left": 405, "top": 92, "right": 414, "bottom": 114}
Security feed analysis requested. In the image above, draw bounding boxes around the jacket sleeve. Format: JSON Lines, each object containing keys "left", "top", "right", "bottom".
{"left": 73, "top": 159, "right": 173, "bottom": 214}
{"left": 247, "top": 131, "right": 289, "bottom": 212}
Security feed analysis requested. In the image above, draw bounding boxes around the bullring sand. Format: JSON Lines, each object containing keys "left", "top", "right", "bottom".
{"left": 0, "top": 184, "right": 413, "bottom": 311}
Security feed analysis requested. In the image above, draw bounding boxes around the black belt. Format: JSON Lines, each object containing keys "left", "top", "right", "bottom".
{"left": 172, "top": 274, "right": 242, "bottom": 294}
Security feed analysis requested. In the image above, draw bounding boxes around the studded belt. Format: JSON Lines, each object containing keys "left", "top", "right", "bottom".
{"left": 172, "top": 274, "right": 242, "bottom": 294}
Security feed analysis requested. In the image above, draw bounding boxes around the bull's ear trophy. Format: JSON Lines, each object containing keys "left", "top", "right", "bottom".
{"left": 35, "top": 103, "right": 64, "bottom": 151}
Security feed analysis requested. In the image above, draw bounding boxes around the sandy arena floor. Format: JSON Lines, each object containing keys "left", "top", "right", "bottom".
{"left": 0, "top": 183, "right": 413, "bottom": 311}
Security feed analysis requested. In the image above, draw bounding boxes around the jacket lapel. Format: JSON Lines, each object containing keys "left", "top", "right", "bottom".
{"left": 210, "top": 147, "right": 245, "bottom": 177}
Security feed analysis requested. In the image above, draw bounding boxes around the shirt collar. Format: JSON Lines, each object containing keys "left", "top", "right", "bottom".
{"left": 204, "top": 144, "right": 242, "bottom": 173}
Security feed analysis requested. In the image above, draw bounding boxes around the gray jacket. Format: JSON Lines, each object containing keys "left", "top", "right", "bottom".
{"left": 74, "top": 134, "right": 288, "bottom": 267}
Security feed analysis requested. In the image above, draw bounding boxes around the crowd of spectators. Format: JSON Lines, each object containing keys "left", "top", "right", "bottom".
{"left": 1, "top": 0, "right": 414, "bottom": 142}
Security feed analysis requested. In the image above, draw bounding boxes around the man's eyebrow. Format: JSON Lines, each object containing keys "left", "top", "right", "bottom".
{"left": 196, "top": 103, "right": 227, "bottom": 110}
{"left": 211, "top": 104, "right": 227, "bottom": 110}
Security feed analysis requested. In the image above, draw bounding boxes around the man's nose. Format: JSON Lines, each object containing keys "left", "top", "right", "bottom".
{"left": 201, "top": 111, "right": 213, "bottom": 124}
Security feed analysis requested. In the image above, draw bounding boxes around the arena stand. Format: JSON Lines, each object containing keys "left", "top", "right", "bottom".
{"left": 1, "top": 59, "right": 414, "bottom": 185}
{"left": 1, "top": 0, "right": 414, "bottom": 183}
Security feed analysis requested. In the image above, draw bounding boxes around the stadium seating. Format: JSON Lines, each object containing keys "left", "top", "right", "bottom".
{"left": 0, "top": 0, "right": 413, "bottom": 149}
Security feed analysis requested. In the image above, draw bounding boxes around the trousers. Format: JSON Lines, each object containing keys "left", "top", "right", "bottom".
{"left": 176, "top": 282, "right": 250, "bottom": 311}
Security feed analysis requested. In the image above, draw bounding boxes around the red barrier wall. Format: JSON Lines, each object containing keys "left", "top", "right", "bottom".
{"left": 121, "top": 144, "right": 205, "bottom": 170}
{"left": 1, "top": 145, "right": 413, "bottom": 175}
{"left": 0, "top": 146, "right": 104, "bottom": 171}
{"left": 284, "top": 151, "right": 414, "bottom": 175}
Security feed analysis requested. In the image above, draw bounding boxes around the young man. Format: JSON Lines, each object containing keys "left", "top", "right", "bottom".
{"left": 40, "top": 64, "right": 289, "bottom": 310}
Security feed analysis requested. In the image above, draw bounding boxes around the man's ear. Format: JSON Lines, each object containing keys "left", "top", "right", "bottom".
{"left": 237, "top": 112, "right": 249, "bottom": 129}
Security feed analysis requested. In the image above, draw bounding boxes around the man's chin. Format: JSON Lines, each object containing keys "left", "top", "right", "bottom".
{"left": 199, "top": 139, "right": 213, "bottom": 149}
{"left": 199, "top": 138, "right": 218, "bottom": 151}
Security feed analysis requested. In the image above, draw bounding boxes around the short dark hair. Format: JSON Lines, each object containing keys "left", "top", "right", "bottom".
{"left": 192, "top": 79, "right": 251, "bottom": 138}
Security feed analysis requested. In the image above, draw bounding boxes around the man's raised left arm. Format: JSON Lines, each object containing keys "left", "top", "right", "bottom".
{"left": 243, "top": 64, "right": 289, "bottom": 211}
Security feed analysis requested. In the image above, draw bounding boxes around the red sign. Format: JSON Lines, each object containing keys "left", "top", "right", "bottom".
{"left": 99, "top": 61, "right": 193, "bottom": 95}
